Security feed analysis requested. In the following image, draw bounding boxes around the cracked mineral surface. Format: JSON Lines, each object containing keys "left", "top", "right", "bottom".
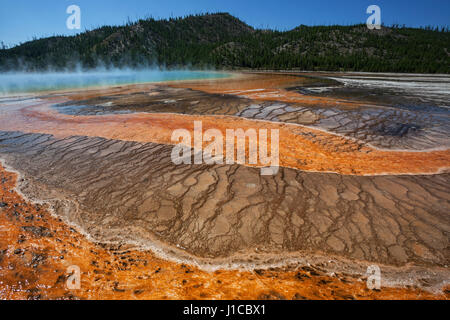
{"left": 0, "top": 72, "right": 449, "bottom": 299}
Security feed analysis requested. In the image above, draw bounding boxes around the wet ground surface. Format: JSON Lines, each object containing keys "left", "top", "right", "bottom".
{"left": 0, "top": 131, "right": 448, "bottom": 270}
{"left": 2, "top": 164, "right": 447, "bottom": 300}
{"left": 0, "top": 72, "right": 449, "bottom": 299}
{"left": 52, "top": 73, "right": 450, "bottom": 150}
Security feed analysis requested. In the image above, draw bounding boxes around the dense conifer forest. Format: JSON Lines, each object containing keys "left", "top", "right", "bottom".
{"left": 1, "top": 13, "right": 449, "bottom": 73}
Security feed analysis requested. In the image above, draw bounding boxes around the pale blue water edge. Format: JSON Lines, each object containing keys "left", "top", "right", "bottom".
{"left": 0, "top": 70, "right": 231, "bottom": 94}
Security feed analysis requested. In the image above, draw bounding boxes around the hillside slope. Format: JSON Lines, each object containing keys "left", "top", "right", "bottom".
{"left": 1, "top": 13, "right": 449, "bottom": 73}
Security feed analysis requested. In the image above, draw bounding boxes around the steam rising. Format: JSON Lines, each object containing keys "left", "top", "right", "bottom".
{"left": 0, "top": 69, "right": 229, "bottom": 95}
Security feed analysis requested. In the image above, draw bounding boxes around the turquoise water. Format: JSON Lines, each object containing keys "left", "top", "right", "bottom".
{"left": 0, "top": 70, "right": 230, "bottom": 94}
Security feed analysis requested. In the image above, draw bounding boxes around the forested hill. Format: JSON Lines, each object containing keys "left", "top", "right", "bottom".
{"left": 1, "top": 13, "right": 449, "bottom": 73}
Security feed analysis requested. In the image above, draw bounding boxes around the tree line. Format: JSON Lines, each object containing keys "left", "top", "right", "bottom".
{"left": 0, "top": 13, "right": 448, "bottom": 73}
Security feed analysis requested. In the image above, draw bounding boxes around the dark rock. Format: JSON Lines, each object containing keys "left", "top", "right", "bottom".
{"left": 17, "top": 235, "right": 26, "bottom": 243}
{"left": 21, "top": 226, "right": 53, "bottom": 237}
{"left": 295, "top": 272, "right": 311, "bottom": 281}
{"left": 318, "top": 279, "right": 333, "bottom": 285}
{"left": 292, "top": 293, "right": 309, "bottom": 300}
{"left": 113, "top": 282, "right": 126, "bottom": 292}
{"left": 31, "top": 252, "right": 47, "bottom": 267}
{"left": 55, "top": 274, "right": 67, "bottom": 285}
{"left": 254, "top": 269, "right": 264, "bottom": 276}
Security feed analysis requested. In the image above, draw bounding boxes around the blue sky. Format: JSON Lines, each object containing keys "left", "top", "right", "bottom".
{"left": 1, "top": 0, "right": 449, "bottom": 47}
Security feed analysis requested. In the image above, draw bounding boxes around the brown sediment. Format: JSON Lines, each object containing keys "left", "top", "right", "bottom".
{"left": 54, "top": 72, "right": 367, "bottom": 109}
{"left": 44, "top": 73, "right": 448, "bottom": 151}
{"left": 169, "top": 73, "right": 368, "bottom": 108}
{"left": 0, "top": 132, "right": 448, "bottom": 270}
{"left": 0, "top": 99, "right": 448, "bottom": 176}
{"left": 0, "top": 164, "right": 448, "bottom": 300}
{"left": 0, "top": 72, "right": 448, "bottom": 300}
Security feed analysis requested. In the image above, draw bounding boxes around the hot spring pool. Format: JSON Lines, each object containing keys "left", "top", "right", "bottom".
{"left": 0, "top": 70, "right": 231, "bottom": 94}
